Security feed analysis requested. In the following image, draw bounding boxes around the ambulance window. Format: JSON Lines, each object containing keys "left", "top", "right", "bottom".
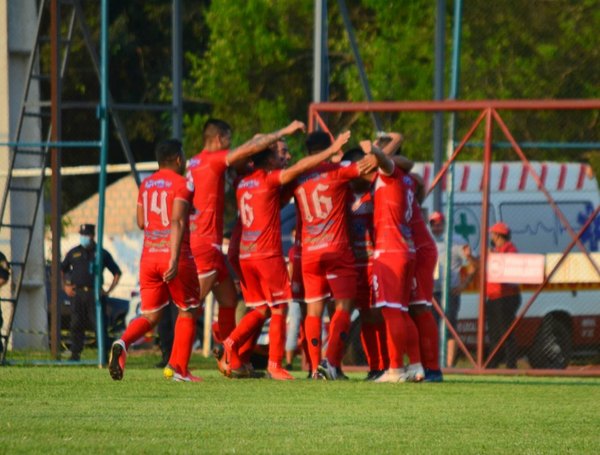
{"left": 498, "top": 200, "right": 597, "bottom": 254}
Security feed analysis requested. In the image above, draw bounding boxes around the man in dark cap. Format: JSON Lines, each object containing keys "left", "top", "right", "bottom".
{"left": 61, "top": 223, "right": 122, "bottom": 361}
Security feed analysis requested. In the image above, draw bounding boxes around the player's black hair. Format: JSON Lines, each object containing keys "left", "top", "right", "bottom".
{"left": 252, "top": 147, "right": 275, "bottom": 168}
{"left": 155, "top": 139, "right": 183, "bottom": 164}
{"left": 305, "top": 131, "right": 332, "bottom": 154}
{"left": 203, "top": 118, "right": 232, "bottom": 142}
{"left": 342, "top": 146, "right": 365, "bottom": 163}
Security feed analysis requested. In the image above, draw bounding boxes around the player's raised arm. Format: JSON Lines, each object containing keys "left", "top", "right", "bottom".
{"left": 360, "top": 140, "right": 394, "bottom": 175}
{"left": 376, "top": 132, "right": 413, "bottom": 172}
{"left": 163, "top": 198, "right": 190, "bottom": 282}
{"left": 226, "top": 120, "right": 306, "bottom": 167}
{"left": 279, "top": 131, "right": 351, "bottom": 185}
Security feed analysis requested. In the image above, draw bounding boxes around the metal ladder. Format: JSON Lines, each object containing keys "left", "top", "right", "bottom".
{"left": 0, "top": 0, "right": 78, "bottom": 362}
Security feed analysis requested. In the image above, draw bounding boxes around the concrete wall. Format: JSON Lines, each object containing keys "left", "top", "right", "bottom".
{"left": 0, "top": 0, "right": 48, "bottom": 350}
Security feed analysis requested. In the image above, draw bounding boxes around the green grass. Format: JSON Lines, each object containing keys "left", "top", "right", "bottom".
{"left": 1, "top": 354, "right": 600, "bottom": 454}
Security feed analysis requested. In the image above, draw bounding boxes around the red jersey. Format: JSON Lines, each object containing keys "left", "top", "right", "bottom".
{"left": 373, "top": 164, "right": 416, "bottom": 254}
{"left": 237, "top": 168, "right": 284, "bottom": 260}
{"left": 186, "top": 149, "right": 229, "bottom": 249}
{"left": 348, "top": 189, "right": 375, "bottom": 267}
{"left": 294, "top": 162, "right": 360, "bottom": 258}
{"left": 486, "top": 241, "right": 520, "bottom": 299}
{"left": 407, "top": 175, "right": 436, "bottom": 251}
{"left": 138, "top": 168, "right": 193, "bottom": 262}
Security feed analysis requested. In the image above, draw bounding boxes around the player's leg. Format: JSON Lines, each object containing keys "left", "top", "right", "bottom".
{"left": 194, "top": 247, "right": 238, "bottom": 342}
{"left": 110, "top": 263, "right": 168, "bottom": 380}
{"left": 285, "top": 300, "right": 302, "bottom": 370}
{"left": 224, "top": 304, "right": 268, "bottom": 376}
{"left": 305, "top": 299, "right": 326, "bottom": 378}
{"left": 373, "top": 252, "right": 410, "bottom": 383}
{"left": 360, "top": 308, "right": 382, "bottom": 379}
{"left": 320, "top": 251, "right": 357, "bottom": 379}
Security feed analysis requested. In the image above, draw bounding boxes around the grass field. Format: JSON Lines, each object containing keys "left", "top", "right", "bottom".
{"left": 2, "top": 353, "right": 600, "bottom": 454}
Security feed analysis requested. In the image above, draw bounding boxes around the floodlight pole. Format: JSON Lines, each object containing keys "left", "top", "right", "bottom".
{"left": 95, "top": 0, "right": 109, "bottom": 367}
{"left": 432, "top": 0, "right": 445, "bottom": 212}
{"left": 313, "top": 0, "right": 328, "bottom": 108}
{"left": 440, "top": 0, "right": 463, "bottom": 368}
{"left": 49, "top": 0, "right": 62, "bottom": 360}
{"left": 172, "top": 0, "right": 183, "bottom": 139}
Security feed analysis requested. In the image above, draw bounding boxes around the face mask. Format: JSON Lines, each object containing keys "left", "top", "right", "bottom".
{"left": 80, "top": 235, "right": 92, "bottom": 248}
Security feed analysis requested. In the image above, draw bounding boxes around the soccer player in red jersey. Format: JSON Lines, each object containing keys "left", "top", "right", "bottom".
{"left": 186, "top": 119, "right": 305, "bottom": 364}
{"left": 406, "top": 172, "right": 442, "bottom": 381}
{"left": 360, "top": 139, "right": 418, "bottom": 382}
{"left": 222, "top": 130, "right": 352, "bottom": 380}
{"left": 294, "top": 131, "right": 374, "bottom": 380}
{"left": 109, "top": 139, "right": 202, "bottom": 382}
{"left": 342, "top": 133, "right": 411, "bottom": 380}
{"left": 224, "top": 139, "right": 293, "bottom": 372}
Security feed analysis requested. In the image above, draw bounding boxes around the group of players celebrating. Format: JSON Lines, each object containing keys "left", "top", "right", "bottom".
{"left": 108, "top": 118, "right": 443, "bottom": 383}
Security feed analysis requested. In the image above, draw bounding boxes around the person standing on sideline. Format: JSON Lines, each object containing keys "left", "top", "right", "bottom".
{"left": 429, "top": 211, "right": 476, "bottom": 367}
{"left": 486, "top": 222, "right": 521, "bottom": 369}
{"left": 61, "top": 224, "right": 121, "bottom": 361}
{"left": 109, "top": 139, "right": 202, "bottom": 382}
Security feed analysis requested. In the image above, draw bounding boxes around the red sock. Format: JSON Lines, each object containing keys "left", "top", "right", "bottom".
{"left": 360, "top": 321, "right": 380, "bottom": 371}
{"left": 299, "top": 319, "right": 311, "bottom": 372}
{"left": 305, "top": 315, "right": 322, "bottom": 371}
{"left": 225, "top": 309, "right": 267, "bottom": 369}
{"left": 268, "top": 312, "right": 286, "bottom": 369}
{"left": 326, "top": 309, "right": 351, "bottom": 367}
{"left": 238, "top": 325, "right": 261, "bottom": 365}
{"left": 120, "top": 317, "right": 152, "bottom": 350}
{"left": 169, "top": 316, "right": 196, "bottom": 374}
{"left": 413, "top": 311, "right": 440, "bottom": 370}
{"left": 218, "top": 306, "right": 237, "bottom": 340}
{"left": 381, "top": 307, "right": 406, "bottom": 369}
{"left": 375, "top": 321, "right": 389, "bottom": 370}
{"left": 404, "top": 312, "right": 421, "bottom": 364}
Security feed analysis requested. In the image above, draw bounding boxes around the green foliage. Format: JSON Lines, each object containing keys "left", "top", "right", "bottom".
{"left": 51, "top": 0, "right": 599, "bottom": 211}
{"left": 2, "top": 364, "right": 600, "bottom": 453}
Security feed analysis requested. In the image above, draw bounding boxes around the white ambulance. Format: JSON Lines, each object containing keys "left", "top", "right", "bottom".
{"left": 416, "top": 161, "right": 600, "bottom": 368}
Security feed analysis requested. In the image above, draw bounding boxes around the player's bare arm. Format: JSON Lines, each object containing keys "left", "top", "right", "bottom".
{"left": 226, "top": 120, "right": 306, "bottom": 166}
{"left": 279, "top": 130, "right": 351, "bottom": 185}
{"left": 376, "top": 131, "right": 403, "bottom": 155}
{"left": 163, "top": 199, "right": 189, "bottom": 282}
{"left": 136, "top": 203, "right": 145, "bottom": 230}
{"left": 376, "top": 132, "right": 413, "bottom": 172}
{"left": 361, "top": 140, "right": 394, "bottom": 175}
{"left": 410, "top": 172, "right": 426, "bottom": 203}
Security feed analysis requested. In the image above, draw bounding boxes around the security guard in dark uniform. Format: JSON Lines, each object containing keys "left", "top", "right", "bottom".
{"left": 61, "top": 224, "right": 121, "bottom": 361}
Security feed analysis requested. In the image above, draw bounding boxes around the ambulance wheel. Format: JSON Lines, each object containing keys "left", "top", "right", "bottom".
{"left": 529, "top": 315, "right": 572, "bottom": 369}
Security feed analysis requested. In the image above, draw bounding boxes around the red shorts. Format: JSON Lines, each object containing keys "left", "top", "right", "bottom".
{"left": 373, "top": 250, "right": 415, "bottom": 310}
{"left": 355, "top": 264, "right": 373, "bottom": 311}
{"left": 191, "top": 243, "right": 229, "bottom": 284}
{"left": 302, "top": 249, "right": 357, "bottom": 303}
{"left": 139, "top": 258, "right": 201, "bottom": 313}
{"left": 239, "top": 256, "right": 291, "bottom": 307}
{"left": 410, "top": 245, "right": 437, "bottom": 306}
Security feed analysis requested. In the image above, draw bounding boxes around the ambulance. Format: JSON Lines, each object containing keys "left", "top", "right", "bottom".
{"left": 416, "top": 161, "right": 600, "bottom": 368}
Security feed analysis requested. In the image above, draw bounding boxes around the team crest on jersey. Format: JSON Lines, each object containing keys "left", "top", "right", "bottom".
{"left": 403, "top": 175, "right": 413, "bottom": 186}
{"left": 188, "top": 157, "right": 201, "bottom": 167}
